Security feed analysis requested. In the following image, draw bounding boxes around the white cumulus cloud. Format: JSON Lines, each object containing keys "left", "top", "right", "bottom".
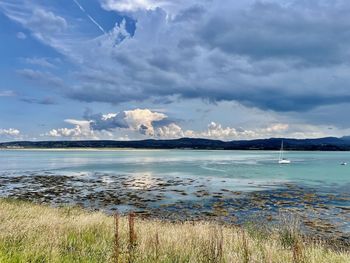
{"left": 156, "top": 123, "right": 184, "bottom": 138}
{"left": 46, "top": 119, "right": 95, "bottom": 139}
{"left": 100, "top": 0, "right": 187, "bottom": 13}
{"left": 0, "top": 128, "right": 21, "bottom": 137}
{"left": 189, "top": 122, "right": 290, "bottom": 140}
{"left": 124, "top": 108, "right": 167, "bottom": 135}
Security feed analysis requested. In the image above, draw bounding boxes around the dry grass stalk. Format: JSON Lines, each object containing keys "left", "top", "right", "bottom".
{"left": 207, "top": 226, "right": 224, "bottom": 263}
{"left": 241, "top": 228, "right": 250, "bottom": 263}
{"left": 114, "top": 213, "right": 119, "bottom": 263}
{"left": 154, "top": 232, "right": 159, "bottom": 261}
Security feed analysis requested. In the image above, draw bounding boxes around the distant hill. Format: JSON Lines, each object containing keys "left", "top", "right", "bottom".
{"left": 2, "top": 137, "right": 350, "bottom": 150}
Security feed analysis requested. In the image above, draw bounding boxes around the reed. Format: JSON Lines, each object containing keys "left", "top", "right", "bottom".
{"left": 241, "top": 229, "right": 250, "bottom": 263}
{"left": 206, "top": 226, "right": 224, "bottom": 263}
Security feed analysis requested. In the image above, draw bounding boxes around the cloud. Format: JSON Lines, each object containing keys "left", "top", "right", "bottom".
{"left": 27, "top": 8, "right": 67, "bottom": 33}
{"left": 185, "top": 122, "right": 329, "bottom": 140}
{"left": 85, "top": 111, "right": 129, "bottom": 131}
{"left": 3, "top": 0, "right": 350, "bottom": 131}
{"left": 199, "top": 1, "right": 350, "bottom": 65}
{"left": 56, "top": 0, "right": 350, "bottom": 114}
{"left": 41, "top": 104, "right": 350, "bottom": 140}
{"left": 45, "top": 119, "right": 95, "bottom": 139}
{"left": 0, "top": 128, "right": 21, "bottom": 137}
{"left": 45, "top": 108, "right": 184, "bottom": 139}
{"left": 100, "top": 0, "right": 207, "bottom": 15}
{"left": 124, "top": 108, "right": 167, "bottom": 135}
{"left": 201, "top": 122, "right": 256, "bottom": 140}
{"left": 0, "top": 1, "right": 76, "bottom": 57}
{"left": 16, "top": 31, "right": 26, "bottom": 39}
{"left": 23, "top": 57, "right": 58, "bottom": 68}
{"left": 155, "top": 123, "right": 184, "bottom": 138}
{"left": 86, "top": 108, "right": 168, "bottom": 136}
{"left": 42, "top": 107, "right": 298, "bottom": 140}
{"left": 0, "top": 90, "right": 16, "bottom": 97}
{"left": 21, "top": 97, "right": 57, "bottom": 105}
{"left": 44, "top": 113, "right": 341, "bottom": 140}
{"left": 17, "top": 69, "right": 64, "bottom": 87}
{"left": 100, "top": 0, "right": 172, "bottom": 12}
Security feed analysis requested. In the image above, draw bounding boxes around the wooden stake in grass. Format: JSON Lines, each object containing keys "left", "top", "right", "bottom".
{"left": 129, "top": 212, "right": 136, "bottom": 248}
{"left": 128, "top": 212, "right": 137, "bottom": 262}
{"left": 292, "top": 238, "right": 304, "bottom": 263}
{"left": 114, "top": 213, "right": 119, "bottom": 263}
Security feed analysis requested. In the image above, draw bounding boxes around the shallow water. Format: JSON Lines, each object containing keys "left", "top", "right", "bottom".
{"left": 1, "top": 149, "right": 349, "bottom": 190}
{"left": 0, "top": 149, "right": 349, "bottom": 239}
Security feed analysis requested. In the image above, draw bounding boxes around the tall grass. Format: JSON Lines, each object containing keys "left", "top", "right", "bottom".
{"left": 0, "top": 199, "right": 348, "bottom": 263}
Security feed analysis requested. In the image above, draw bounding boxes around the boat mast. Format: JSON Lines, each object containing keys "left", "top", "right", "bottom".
{"left": 279, "top": 140, "right": 284, "bottom": 161}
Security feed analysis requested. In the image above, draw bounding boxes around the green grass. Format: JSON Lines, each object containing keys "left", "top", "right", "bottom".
{"left": 0, "top": 199, "right": 348, "bottom": 262}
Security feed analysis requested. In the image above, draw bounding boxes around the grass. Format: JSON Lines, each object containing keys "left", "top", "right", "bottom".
{"left": 0, "top": 199, "right": 349, "bottom": 263}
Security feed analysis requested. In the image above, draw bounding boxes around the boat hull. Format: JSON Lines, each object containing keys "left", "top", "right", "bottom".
{"left": 278, "top": 160, "right": 291, "bottom": 164}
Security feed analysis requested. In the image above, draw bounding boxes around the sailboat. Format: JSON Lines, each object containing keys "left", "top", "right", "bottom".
{"left": 278, "top": 140, "right": 291, "bottom": 164}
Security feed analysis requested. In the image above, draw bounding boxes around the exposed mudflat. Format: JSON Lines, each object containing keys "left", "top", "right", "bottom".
{"left": 0, "top": 171, "right": 349, "bottom": 246}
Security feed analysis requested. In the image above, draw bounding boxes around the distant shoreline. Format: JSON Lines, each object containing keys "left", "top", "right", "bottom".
{"left": 0, "top": 147, "right": 168, "bottom": 151}
{"left": 1, "top": 148, "right": 350, "bottom": 152}
{"left": 1, "top": 137, "right": 350, "bottom": 151}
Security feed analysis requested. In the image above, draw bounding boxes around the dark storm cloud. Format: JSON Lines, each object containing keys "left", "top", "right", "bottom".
{"left": 179, "top": 82, "right": 350, "bottom": 112}
{"left": 198, "top": 1, "right": 350, "bottom": 65}
{"left": 236, "top": 91, "right": 350, "bottom": 112}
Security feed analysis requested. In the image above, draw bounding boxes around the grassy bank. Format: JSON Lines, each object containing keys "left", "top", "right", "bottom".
{"left": 0, "top": 199, "right": 348, "bottom": 263}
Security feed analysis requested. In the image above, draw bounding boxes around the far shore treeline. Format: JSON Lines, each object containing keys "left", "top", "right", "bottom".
{"left": 2, "top": 137, "right": 350, "bottom": 151}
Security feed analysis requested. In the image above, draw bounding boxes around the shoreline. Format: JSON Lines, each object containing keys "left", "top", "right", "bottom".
{"left": 1, "top": 147, "right": 350, "bottom": 153}
{"left": 0, "top": 147, "right": 169, "bottom": 151}
{"left": 1, "top": 170, "right": 349, "bottom": 245}
{"left": 2, "top": 137, "right": 350, "bottom": 151}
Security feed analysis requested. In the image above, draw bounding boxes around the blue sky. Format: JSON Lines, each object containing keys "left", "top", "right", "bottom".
{"left": 1, "top": 0, "right": 350, "bottom": 141}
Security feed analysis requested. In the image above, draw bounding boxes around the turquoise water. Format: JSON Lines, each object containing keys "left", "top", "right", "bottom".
{"left": 0, "top": 150, "right": 349, "bottom": 193}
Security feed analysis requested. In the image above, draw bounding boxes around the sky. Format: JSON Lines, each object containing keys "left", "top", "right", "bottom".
{"left": 1, "top": 0, "right": 350, "bottom": 142}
